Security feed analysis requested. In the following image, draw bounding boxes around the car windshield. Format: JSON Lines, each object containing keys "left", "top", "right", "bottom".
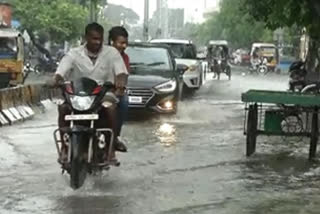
{"left": 166, "top": 43, "right": 196, "bottom": 59}
{"left": 261, "top": 47, "right": 276, "bottom": 54}
{"left": 126, "top": 46, "right": 172, "bottom": 70}
{"left": 0, "top": 37, "right": 17, "bottom": 59}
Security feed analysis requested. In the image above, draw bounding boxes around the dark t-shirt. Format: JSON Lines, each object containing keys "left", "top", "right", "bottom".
{"left": 121, "top": 52, "right": 130, "bottom": 73}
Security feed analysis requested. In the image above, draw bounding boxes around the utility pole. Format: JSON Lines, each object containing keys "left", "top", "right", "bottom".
{"left": 89, "top": 0, "right": 98, "bottom": 22}
{"left": 143, "top": 0, "right": 149, "bottom": 41}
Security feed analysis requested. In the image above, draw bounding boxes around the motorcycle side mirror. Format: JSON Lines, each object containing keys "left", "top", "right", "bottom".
{"left": 176, "top": 64, "right": 189, "bottom": 75}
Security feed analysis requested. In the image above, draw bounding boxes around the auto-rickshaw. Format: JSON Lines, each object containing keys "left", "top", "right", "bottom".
{"left": 250, "top": 43, "right": 279, "bottom": 74}
{"left": 0, "top": 27, "right": 24, "bottom": 88}
{"left": 207, "top": 40, "right": 231, "bottom": 80}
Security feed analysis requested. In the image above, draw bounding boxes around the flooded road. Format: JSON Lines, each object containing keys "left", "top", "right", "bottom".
{"left": 2, "top": 71, "right": 320, "bottom": 214}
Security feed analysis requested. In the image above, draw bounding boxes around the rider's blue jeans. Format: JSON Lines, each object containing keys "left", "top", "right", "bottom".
{"left": 117, "top": 94, "right": 128, "bottom": 137}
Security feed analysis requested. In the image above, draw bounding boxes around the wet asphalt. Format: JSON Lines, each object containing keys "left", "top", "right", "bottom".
{"left": 2, "top": 70, "right": 320, "bottom": 214}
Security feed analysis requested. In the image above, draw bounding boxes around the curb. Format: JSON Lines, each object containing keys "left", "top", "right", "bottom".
{"left": 0, "top": 84, "right": 59, "bottom": 126}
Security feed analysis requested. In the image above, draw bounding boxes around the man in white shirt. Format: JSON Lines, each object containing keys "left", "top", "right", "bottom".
{"left": 49, "top": 23, "right": 128, "bottom": 162}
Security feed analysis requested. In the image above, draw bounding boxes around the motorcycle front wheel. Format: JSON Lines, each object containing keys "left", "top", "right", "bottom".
{"left": 258, "top": 66, "right": 268, "bottom": 75}
{"left": 70, "top": 134, "right": 87, "bottom": 189}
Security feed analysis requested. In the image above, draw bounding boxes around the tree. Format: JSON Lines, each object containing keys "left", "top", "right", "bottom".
{"left": 11, "top": 0, "right": 88, "bottom": 58}
{"left": 243, "top": 0, "right": 320, "bottom": 71}
{"left": 13, "top": 0, "right": 87, "bottom": 43}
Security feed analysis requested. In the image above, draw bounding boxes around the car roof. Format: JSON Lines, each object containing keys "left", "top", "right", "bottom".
{"left": 150, "top": 39, "right": 193, "bottom": 44}
{"left": 252, "top": 43, "right": 276, "bottom": 48}
{"left": 209, "top": 40, "right": 228, "bottom": 46}
{"left": 129, "top": 42, "right": 171, "bottom": 49}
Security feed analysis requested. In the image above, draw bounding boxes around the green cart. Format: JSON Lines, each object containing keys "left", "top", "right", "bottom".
{"left": 242, "top": 90, "right": 320, "bottom": 160}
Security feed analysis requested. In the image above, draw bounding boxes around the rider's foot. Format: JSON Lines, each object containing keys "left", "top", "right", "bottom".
{"left": 115, "top": 137, "right": 128, "bottom": 153}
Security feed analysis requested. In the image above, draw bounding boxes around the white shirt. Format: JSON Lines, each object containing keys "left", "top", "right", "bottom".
{"left": 56, "top": 45, "right": 128, "bottom": 84}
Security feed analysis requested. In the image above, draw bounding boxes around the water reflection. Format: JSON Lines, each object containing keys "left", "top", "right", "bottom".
{"left": 155, "top": 123, "right": 177, "bottom": 147}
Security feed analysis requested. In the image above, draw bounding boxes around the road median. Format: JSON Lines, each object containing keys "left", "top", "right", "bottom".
{"left": 0, "top": 84, "right": 58, "bottom": 126}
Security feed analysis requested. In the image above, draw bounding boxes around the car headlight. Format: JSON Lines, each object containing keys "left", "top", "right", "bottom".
{"left": 188, "top": 65, "right": 197, "bottom": 71}
{"left": 155, "top": 80, "right": 177, "bottom": 93}
{"left": 70, "top": 95, "right": 95, "bottom": 111}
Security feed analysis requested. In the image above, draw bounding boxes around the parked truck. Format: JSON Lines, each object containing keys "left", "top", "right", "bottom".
{"left": 0, "top": 2, "right": 24, "bottom": 88}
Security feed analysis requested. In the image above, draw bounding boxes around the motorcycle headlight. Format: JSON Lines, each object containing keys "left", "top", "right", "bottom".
{"left": 218, "top": 60, "right": 222, "bottom": 64}
{"left": 155, "top": 80, "right": 177, "bottom": 93}
{"left": 70, "top": 95, "right": 95, "bottom": 111}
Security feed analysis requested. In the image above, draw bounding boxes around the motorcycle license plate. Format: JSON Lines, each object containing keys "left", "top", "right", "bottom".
{"left": 65, "top": 114, "right": 99, "bottom": 121}
{"left": 129, "top": 96, "right": 143, "bottom": 104}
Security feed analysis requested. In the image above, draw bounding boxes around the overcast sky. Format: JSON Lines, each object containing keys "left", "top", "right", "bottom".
{"left": 107, "top": 0, "right": 219, "bottom": 23}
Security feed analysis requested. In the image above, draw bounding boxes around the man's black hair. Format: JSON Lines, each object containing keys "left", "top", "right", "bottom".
{"left": 108, "top": 26, "right": 128, "bottom": 45}
{"left": 85, "top": 22, "right": 104, "bottom": 36}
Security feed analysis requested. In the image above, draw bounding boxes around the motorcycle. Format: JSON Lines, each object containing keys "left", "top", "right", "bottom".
{"left": 53, "top": 77, "right": 119, "bottom": 189}
{"left": 288, "top": 60, "right": 320, "bottom": 93}
{"left": 35, "top": 56, "right": 59, "bottom": 73}
{"left": 22, "top": 62, "right": 39, "bottom": 83}
{"left": 288, "top": 61, "right": 307, "bottom": 92}
{"left": 250, "top": 57, "right": 280, "bottom": 75}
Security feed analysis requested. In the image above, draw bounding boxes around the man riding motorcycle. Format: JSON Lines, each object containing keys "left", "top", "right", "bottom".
{"left": 48, "top": 23, "right": 128, "bottom": 163}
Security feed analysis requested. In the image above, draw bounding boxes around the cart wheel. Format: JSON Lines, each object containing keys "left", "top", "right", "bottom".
{"left": 246, "top": 104, "right": 258, "bottom": 156}
{"left": 309, "top": 110, "right": 318, "bottom": 160}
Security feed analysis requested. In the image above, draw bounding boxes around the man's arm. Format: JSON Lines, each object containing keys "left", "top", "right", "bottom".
{"left": 111, "top": 50, "right": 128, "bottom": 89}
{"left": 48, "top": 53, "right": 74, "bottom": 87}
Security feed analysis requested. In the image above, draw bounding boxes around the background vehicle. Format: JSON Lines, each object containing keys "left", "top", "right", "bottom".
{"left": 53, "top": 77, "right": 118, "bottom": 189}
{"left": 0, "top": 28, "right": 24, "bottom": 88}
{"left": 22, "top": 61, "right": 38, "bottom": 83}
{"left": 207, "top": 40, "right": 231, "bottom": 80}
{"left": 250, "top": 43, "right": 280, "bottom": 74}
{"left": 288, "top": 60, "right": 320, "bottom": 93}
{"left": 125, "top": 43, "right": 185, "bottom": 114}
{"left": 232, "top": 48, "right": 251, "bottom": 66}
{"left": 150, "top": 39, "right": 204, "bottom": 91}
{"left": 34, "top": 54, "right": 59, "bottom": 73}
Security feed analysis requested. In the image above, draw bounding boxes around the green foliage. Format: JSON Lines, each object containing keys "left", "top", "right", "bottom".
{"left": 12, "top": 0, "right": 88, "bottom": 43}
{"left": 243, "top": 0, "right": 320, "bottom": 39}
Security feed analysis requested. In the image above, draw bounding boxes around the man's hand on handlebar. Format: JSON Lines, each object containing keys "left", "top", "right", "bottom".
{"left": 115, "top": 73, "right": 128, "bottom": 96}
{"left": 45, "top": 74, "right": 64, "bottom": 88}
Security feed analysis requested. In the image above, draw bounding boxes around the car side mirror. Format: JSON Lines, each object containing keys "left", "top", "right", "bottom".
{"left": 176, "top": 64, "right": 189, "bottom": 75}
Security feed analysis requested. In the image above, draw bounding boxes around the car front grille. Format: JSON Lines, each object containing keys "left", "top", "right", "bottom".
{"left": 127, "top": 88, "right": 154, "bottom": 107}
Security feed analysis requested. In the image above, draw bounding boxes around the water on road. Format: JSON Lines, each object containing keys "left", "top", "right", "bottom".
{"left": 1, "top": 71, "right": 320, "bottom": 214}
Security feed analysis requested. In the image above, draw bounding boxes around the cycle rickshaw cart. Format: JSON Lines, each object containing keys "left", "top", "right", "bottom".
{"left": 242, "top": 90, "right": 320, "bottom": 160}
{"left": 207, "top": 40, "right": 231, "bottom": 80}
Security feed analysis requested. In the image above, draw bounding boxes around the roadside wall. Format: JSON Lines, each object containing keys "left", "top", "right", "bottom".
{"left": 0, "top": 84, "right": 58, "bottom": 126}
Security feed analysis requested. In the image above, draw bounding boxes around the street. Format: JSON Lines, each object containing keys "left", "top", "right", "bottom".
{"left": 2, "top": 70, "right": 320, "bottom": 214}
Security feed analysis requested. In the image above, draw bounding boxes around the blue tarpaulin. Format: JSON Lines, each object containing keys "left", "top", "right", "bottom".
{"left": 11, "top": 20, "right": 21, "bottom": 28}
